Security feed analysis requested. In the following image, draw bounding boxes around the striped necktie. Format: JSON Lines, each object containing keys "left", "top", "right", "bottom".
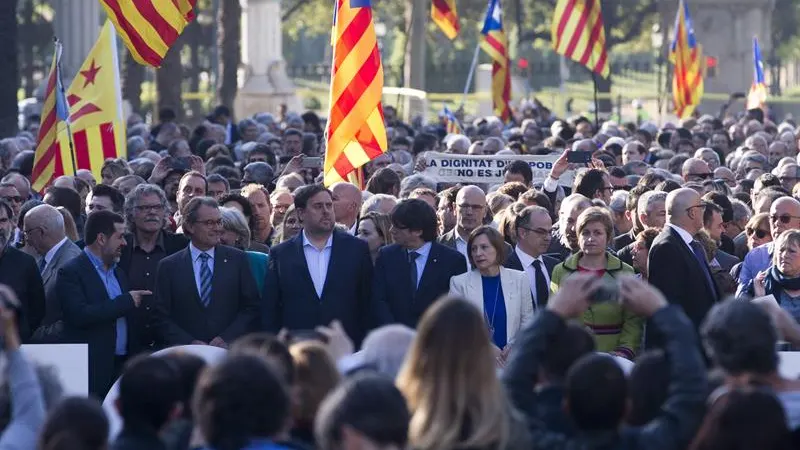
{"left": 199, "top": 253, "right": 212, "bottom": 307}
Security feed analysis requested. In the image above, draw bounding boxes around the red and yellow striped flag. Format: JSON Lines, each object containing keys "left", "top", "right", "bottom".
{"left": 552, "top": 0, "right": 610, "bottom": 78}
{"left": 324, "top": 0, "right": 388, "bottom": 187}
{"left": 98, "top": 0, "right": 196, "bottom": 67}
{"left": 480, "top": 0, "right": 511, "bottom": 122}
{"left": 32, "top": 21, "right": 127, "bottom": 192}
{"left": 670, "top": 0, "right": 704, "bottom": 118}
{"left": 432, "top": 0, "right": 460, "bottom": 40}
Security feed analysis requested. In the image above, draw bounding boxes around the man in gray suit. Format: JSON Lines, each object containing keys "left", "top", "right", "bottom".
{"left": 22, "top": 204, "right": 82, "bottom": 342}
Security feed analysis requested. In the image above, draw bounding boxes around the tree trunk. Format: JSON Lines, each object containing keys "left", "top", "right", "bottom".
{"left": 216, "top": 0, "right": 241, "bottom": 110}
{"left": 20, "top": 0, "right": 34, "bottom": 98}
{"left": 122, "top": 49, "right": 145, "bottom": 115}
{"left": 594, "top": 74, "right": 613, "bottom": 116}
{"left": 157, "top": 41, "right": 184, "bottom": 122}
{"left": 0, "top": 0, "right": 19, "bottom": 137}
{"left": 186, "top": 20, "right": 202, "bottom": 119}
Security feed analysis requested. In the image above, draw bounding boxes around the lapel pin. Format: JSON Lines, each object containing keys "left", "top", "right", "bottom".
{"left": 224, "top": 259, "right": 228, "bottom": 263}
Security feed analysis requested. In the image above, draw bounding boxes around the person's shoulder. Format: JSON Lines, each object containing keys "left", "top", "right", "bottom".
{"left": 431, "top": 241, "right": 462, "bottom": 258}
{"left": 217, "top": 244, "right": 247, "bottom": 259}
{"left": 334, "top": 230, "right": 369, "bottom": 250}
{"left": 60, "top": 251, "right": 89, "bottom": 274}
{"left": 160, "top": 246, "right": 189, "bottom": 265}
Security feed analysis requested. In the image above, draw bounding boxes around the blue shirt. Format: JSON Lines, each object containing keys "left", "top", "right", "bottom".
{"left": 84, "top": 248, "right": 127, "bottom": 355}
{"left": 737, "top": 242, "right": 773, "bottom": 298}
{"left": 481, "top": 274, "right": 507, "bottom": 348}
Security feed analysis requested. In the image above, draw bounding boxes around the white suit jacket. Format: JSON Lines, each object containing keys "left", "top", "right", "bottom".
{"left": 448, "top": 267, "right": 534, "bottom": 344}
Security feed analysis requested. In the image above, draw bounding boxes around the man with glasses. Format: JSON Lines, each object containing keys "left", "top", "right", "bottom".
{"left": 22, "top": 204, "right": 81, "bottom": 342}
{"left": 648, "top": 188, "right": 720, "bottom": 348}
{"left": 119, "top": 184, "right": 188, "bottom": 349}
{"left": 505, "top": 206, "right": 559, "bottom": 311}
{"left": 0, "top": 199, "right": 45, "bottom": 342}
{"left": 737, "top": 196, "right": 800, "bottom": 297}
{"left": 0, "top": 182, "right": 23, "bottom": 246}
{"left": 681, "top": 158, "right": 713, "bottom": 184}
{"left": 154, "top": 196, "right": 258, "bottom": 349}
{"left": 777, "top": 163, "right": 800, "bottom": 193}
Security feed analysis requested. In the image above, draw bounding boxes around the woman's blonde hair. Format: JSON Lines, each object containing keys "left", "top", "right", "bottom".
{"left": 219, "top": 207, "right": 251, "bottom": 249}
{"left": 576, "top": 206, "right": 614, "bottom": 240}
{"left": 289, "top": 341, "right": 340, "bottom": 426}
{"left": 100, "top": 158, "right": 132, "bottom": 182}
{"left": 276, "top": 204, "right": 299, "bottom": 243}
{"left": 55, "top": 206, "right": 78, "bottom": 242}
{"left": 359, "top": 211, "right": 394, "bottom": 246}
{"left": 773, "top": 229, "right": 800, "bottom": 266}
{"left": 396, "top": 297, "right": 511, "bottom": 450}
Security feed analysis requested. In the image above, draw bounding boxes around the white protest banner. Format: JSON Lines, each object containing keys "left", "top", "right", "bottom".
{"left": 21, "top": 344, "right": 89, "bottom": 395}
{"left": 422, "top": 152, "right": 575, "bottom": 187}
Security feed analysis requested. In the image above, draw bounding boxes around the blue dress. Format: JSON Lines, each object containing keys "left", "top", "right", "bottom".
{"left": 481, "top": 274, "right": 507, "bottom": 348}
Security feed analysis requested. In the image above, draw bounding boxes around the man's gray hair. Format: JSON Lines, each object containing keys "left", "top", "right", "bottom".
{"left": 361, "top": 193, "right": 397, "bottom": 216}
{"left": 28, "top": 204, "right": 64, "bottom": 234}
{"left": 608, "top": 191, "right": 628, "bottom": 215}
{"left": 220, "top": 206, "right": 251, "bottom": 249}
{"left": 184, "top": 196, "right": 219, "bottom": 225}
{"left": 360, "top": 324, "right": 416, "bottom": 378}
{"left": 124, "top": 183, "right": 168, "bottom": 231}
{"left": 127, "top": 136, "right": 147, "bottom": 160}
{"left": 238, "top": 118, "right": 257, "bottom": 135}
{"left": 243, "top": 162, "right": 275, "bottom": 186}
{"left": 0, "top": 139, "right": 19, "bottom": 166}
{"left": 399, "top": 173, "right": 436, "bottom": 198}
{"left": 730, "top": 198, "right": 753, "bottom": 224}
{"left": 637, "top": 191, "right": 667, "bottom": 216}
{"left": 127, "top": 123, "right": 150, "bottom": 140}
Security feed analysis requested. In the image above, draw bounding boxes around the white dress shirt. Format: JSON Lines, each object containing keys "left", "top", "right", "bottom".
{"left": 667, "top": 223, "right": 695, "bottom": 252}
{"left": 347, "top": 222, "right": 357, "bottom": 236}
{"left": 303, "top": 231, "right": 334, "bottom": 298}
{"left": 455, "top": 231, "right": 471, "bottom": 269}
{"left": 190, "top": 243, "right": 215, "bottom": 298}
{"left": 515, "top": 246, "right": 550, "bottom": 309}
{"left": 41, "top": 237, "right": 69, "bottom": 271}
{"left": 409, "top": 241, "right": 432, "bottom": 288}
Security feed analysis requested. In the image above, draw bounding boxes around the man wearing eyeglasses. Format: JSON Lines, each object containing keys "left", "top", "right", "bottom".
{"left": 647, "top": 188, "right": 720, "bottom": 349}
{"left": 505, "top": 206, "right": 559, "bottom": 311}
{"left": 153, "top": 196, "right": 258, "bottom": 350}
{"left": 681, "top": 158, "right": 713, "bottom": 184}
{"left": 737, "top": 196, "right": 800, "bottom": 298}
{"left": 0, "top": 182, "right": 23, "bottom": 246}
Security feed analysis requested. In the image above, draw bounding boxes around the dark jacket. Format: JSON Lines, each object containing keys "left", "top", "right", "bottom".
{"left": 503, "top": 306, "right": 708, "bottom": 450}
{"left": 57, "top": 252, "right": 145, "bottom": 396}
{"left": 33, "top": 239, "right": 82, "bottom": 343}
{"left": 0, "top": 245, "right": 45, "bottom": 341}
{"left": 263, "top": 230, "right": 375, "bottom": 344}
{"left": 119, "top": 231, "right": 189, "bottom": 274}
{"left": 612, "top": 230, "right": 635, "bottom": 251}
{"left": 111, "top": 426, "right": 167, "bottom": 450}
{"left": 372, "top": 242, "right": 467, "bottom": 328}
{"left": 438, "top": 228, "right": 514, "bottom": 265}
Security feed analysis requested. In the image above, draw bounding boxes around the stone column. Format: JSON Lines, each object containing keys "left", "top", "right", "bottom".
{"left": 403, "top": 0, "right": 427, "bottom": 121}
{"left": 53, "top": 0, "right": 101, "bottom": 79}
{"left": 235, "top": 0, "right": 298, "bottom": 119}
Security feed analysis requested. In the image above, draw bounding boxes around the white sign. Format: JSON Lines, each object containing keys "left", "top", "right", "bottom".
{"left": 21, "top": 344, "right": 89, "bottom": 396}
{"left": 102, "top": 345, "right": 228, "bottom": 440}
{"left": 422, "top": 152, "right": 575, "bottom": 187}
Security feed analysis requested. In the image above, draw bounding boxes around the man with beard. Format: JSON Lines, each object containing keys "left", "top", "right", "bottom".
{"left": 547, "top": 194, "right": 593, "bottom": 261}
{"left": 119, "top": 184, "right": 188, "bottom": 349}
{"left": 0, "top": 199, "right": 45, "bottom": 341}
{"left": 263, "top": 184, "right": 375, "bottom": 344}
{"left": 57, "top": 210, "right": 152, "bottom": 396}
{"left": 241, "top": 184, "right": 274, "bottom": 246}
{"left": 174, "top": 171, "right": 207, "bottom": 228}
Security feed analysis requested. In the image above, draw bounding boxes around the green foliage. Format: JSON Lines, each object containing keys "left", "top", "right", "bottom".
{"left": 773, "top": 0, "right": 800, "bottom": 59}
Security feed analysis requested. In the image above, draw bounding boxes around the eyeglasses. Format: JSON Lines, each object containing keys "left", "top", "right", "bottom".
{"left": 518, "top": 226, "right": 551, "bottom": 237}
{"left": 688, "top": 172, "right": 713, "bottom": 180}
{"left": 770, "top": 214, "right": 800, "bottom": 224}
{"left": 0, "top": 195, "right": 21, "bottom": 204}
{"left": 747, "top": 227, "right": 769, "bottom": 239}
{"left": 22, "top": 227, "right": 42, "bottom": 237}
{"left": 134, "top": 204, "right": 165, "bottom": 212}
{"left": 685, "top": 204, "right": 707, "bottom": 213}
{"left": 457, "top": 203, "right": 485, "bottom": 211}
{"left": 195, "top": 219, "right": 223, "bottom": 227}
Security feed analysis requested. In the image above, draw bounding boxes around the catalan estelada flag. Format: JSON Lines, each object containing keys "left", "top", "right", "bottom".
{"left": 432, "top": 0, "right": 460, "bottom": 40}
{"left": 747, "top": 36, "right": 767, "bottom": 110}
{"left": 443, "top": 106, "right": 462, "bottom": 134}
{"left": 32, "top": 21, "right": 126, "bottom": 193}
{"left": 324, "top": 0, "right": 388, "bottom": 187}
{"left": 32, "top": 42, "right": 71, "bottom": 193}
{"left": 98, "top": 0, "right": 196, "bottom": 67}
{"left": 669, "top": 0, "right": 704, "bottom": 118}
{"left": 552, "top": 0, "right": 610, "bottom": 78}
{"left": 480, "top": 0, "right": 511, "bottom": 122}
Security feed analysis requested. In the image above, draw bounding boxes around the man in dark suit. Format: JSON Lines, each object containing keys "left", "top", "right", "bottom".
{"left": 154, "top": 196, "right": 259, "bottom": 348}
{"left": 373, "top": 199, "right": 466, "bottom": 328}
{"left": 119, "top": 184, "right": 188, "bottom": 349}
{"left": 702, "top": 202, "right": 740, "bottom": 273}
{"left": 648, "top": 188, "right": 720, "bottom": 349}
{"left": 0, "top": 199, "right": 45, "bottom": 341}
{"left": 58, "top": 210, "right": 152, "bottom": 396}
{"left": 22, "top": 204, "right": 82, "bottom": 342}
{"left": 263, "top": 184, "right": 375, "bottom": 343}
{"left": 505, "top": 206, "right": 559, "bottom": 311}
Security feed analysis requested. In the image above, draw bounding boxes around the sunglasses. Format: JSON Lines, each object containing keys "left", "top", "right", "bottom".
{"left": 770, "top": 214, "right": 800, "bottom": 224}
{"left": 0, "top": 196, "right": 22, "bottom": 204}
{"left": 690, "top": 172, "right": 713, "bottom": 180}
{"left": 747, "top": 228, "right": 769, "bottom": 239}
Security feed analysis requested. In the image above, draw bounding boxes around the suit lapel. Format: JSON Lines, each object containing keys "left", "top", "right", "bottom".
{"left": 182, "top": 248, "right": 204, "bottom": 307}
{"left": 319, "top": 233, "right": 342, "bottom": 300}
{"left": 295, "top": 235, "right": 321, "bottom": 301}
{"left": 41, "top": 246, "right": 61, "bottom": 286}
{"left": 210, "top": 246, "right": 226, "bottom": 308}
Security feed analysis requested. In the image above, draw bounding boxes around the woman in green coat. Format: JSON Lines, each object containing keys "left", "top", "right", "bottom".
{"left": 550, "top": 206, "right": 643, "bottom": 360}
{"left": 219, "top": 206, "right": 268, "bottom": 293}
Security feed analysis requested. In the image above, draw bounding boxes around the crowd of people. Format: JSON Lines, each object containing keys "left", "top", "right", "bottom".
{"left": 0, "top": 102, "right": 798, "bottom": 449}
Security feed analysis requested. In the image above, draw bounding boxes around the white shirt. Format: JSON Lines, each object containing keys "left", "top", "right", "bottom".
{"left": 347, "top": 222, "right": 357, "bottom": 236}
{"left": 408, "top": 241, "right": 432, "bottom": 288}
{"left": 515, "top": 246, "right": 550, "bottom": 309}
{"left": 667, "top": 223, "right": 695, "bottom": 252}
{"left": 190, "top": 243, "right": 215, "bottom": 298}
{"left": 41, "top": 237, "right": 69, "bottom": 271}
{"left": 455, "top": 231, "right": 471, "bottom": 269}
{"left": 303, "top": 231, "right": 334, "bottom": 298}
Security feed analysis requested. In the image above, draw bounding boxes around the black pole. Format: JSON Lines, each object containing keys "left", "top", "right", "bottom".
{"left": 591, "top": 72, "right": 600, "bottom": 131}
{"left": 54, "top": 38, "right": 78, "bottom": 175}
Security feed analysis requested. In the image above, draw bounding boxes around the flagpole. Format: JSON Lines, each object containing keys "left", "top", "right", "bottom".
{"left": 54, "top": 38, "right": 78, "bottom": 175}
{"left": 591, "top": 72, "right": 600, "bottom": 131}
{"left": 461, "top": 43, "right": 481, "bottom": 109}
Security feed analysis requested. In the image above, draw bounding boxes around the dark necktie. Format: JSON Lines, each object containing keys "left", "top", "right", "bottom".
{"left": 689, "top": 240, "right": 716, "bottom": 294}
{"left": 199, "top": 253, "right": 212, "bottom": 307}
{"left": 532, "top": 260, "right": 549, "bottom": 309}
{"left": 38, "top": 257, "right": 47, "bottom": 274}
{"left": 409, "top": 251, "right": 420, "bottom": 296}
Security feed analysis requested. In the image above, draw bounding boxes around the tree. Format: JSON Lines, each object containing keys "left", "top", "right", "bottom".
{"left": 156, "top": 40, "right": 184, "bottom": 122}
{"left": 216, "top": 0, "right": 241, "bottom": 110}
{"left": 122, "top": 50, "right": 145, "bottom": 115}
{"left": 0, "top": 0, "right": 19, "bottom": 137}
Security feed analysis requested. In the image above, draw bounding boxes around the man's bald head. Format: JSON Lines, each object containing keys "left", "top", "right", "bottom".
{"left": 681, "top": 158, "right": 711, "bottom": 183}
{"left": 331, "top": 182, "right": 363, "bottom": 226}
{"left": 482, "top": 137, "right": 505, "bottom": 154}
{"left": 455, "top": 185, "right": 487, "bottom": 234}
{"left": 24, "top": 204, "right": 66, "bottom": 254}
{"left": 447, "top": 135, "right": 471, "bottom": 154}
{"left": 770, "top": 197, "right": 800, "bottom": 239}
{"left": 666, "top": 188, "right": 704, "bottom": 236}
{"left": 573, "top": 139, "right": 597, "bottom": 153}
{"left": 331, "top": 182, "right": 361, "bottom": 202}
